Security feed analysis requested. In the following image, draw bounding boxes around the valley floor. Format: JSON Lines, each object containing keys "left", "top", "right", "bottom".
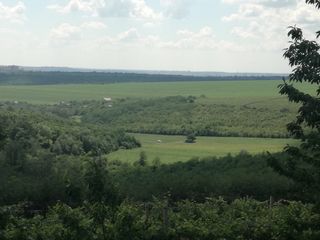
{"left": 108, "top": 133, "right": 295, "bottom": 164}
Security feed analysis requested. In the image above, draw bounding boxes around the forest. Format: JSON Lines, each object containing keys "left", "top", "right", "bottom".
{"left": 0, "top": 70, "right": 284, "bottom": 85}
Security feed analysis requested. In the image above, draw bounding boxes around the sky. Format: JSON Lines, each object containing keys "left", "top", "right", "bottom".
{"left": 0, "top": 0, "right": 319, "bottom": 73}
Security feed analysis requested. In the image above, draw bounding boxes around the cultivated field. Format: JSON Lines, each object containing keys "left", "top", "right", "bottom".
{"left": 107, "top": 133, "right": 295, "bottom": 164}
{"left": 0, "top": 80, "right": 308, "bottom": 105}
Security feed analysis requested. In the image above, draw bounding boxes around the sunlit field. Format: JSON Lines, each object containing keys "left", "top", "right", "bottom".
{"left": 0, "top": 80, "right": 297, "bottom": 105}
{"left": 107, "top": 133, "right": 295, "bottom": 164}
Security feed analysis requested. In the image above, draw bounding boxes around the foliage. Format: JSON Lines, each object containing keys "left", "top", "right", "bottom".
{"left": 27, "top": 96, "right": 296, "bottom": 138}
{"left": 0, "top": 70, "right": 283, "bottom": 85}
{"left": 268, "top": 0, "right": 320, "bottom": 204}
{"left": 136, "top": 151, "right": 147, "bottom": 167}
{"left": 185, "top": 133, "right": 196, "bottom": 143}
{"left": 84, "top": 157, "right": 119, "bottom": 206}
{"left": 1, "top": 199, "right": 319, "bottom": 240}
{"left": 112, "top": 153, "right": 299, "bottom": 202}
{"left": 0, "top": 108, "right": 140, "bottom": 206}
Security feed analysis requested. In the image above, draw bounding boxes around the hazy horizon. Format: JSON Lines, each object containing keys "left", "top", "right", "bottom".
{"left": 1, "top": 64, "right": 289, "bottom": 75}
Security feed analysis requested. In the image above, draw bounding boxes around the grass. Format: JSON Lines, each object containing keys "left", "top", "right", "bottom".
{"left": 107, "top": 133, "right": 295, "bottom": 164}
{"left": 0, "top": 80, "right": 310, "bottom": 105}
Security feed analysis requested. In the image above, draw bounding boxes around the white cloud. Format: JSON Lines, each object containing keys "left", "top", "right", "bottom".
{"left": 50, "top": 21, "right": 108, "bottom": 44}
{"left": 222, "top": 0, "right": 320, "bottom": 51}
{"left": 222, "top": 0, "right": 296, "bottom": 8}
{"left": 222, "top": 3, "right": 264, "bottom": 21}
{"left": 48, "top": 0, "right": 162, "bottom": 21}
{"left": 173, "top": 27, "right": 242, "bottom": 51}
{"left": 50, "top": 23, "right": 82, "bottom": 42}
{"left": 160, "top": 0, "right": 190, "bottom": 19}
{"left": 97, "top": 26, "right": 242, "bottom": 51}
{"left": 0, "top": 1, "right": 26, "bottom": 23}
{"left": 98, "top": 28, "right": 140, "bottom": 45}
{"left": 162, "top": 27, "right": 217, "bottom": 49}
{"left": 117, "top": 28, "right": 140, "bottom": 41}
{"left": 47, "top": 0, "right": 92, "bottom": 14}
{"left": 223, "top": 1, "right": 320, "bottom": 28}
{"left": 93, "top": 0, "right": 136, "bottom": 18}
{"left": 130, "top": 0, "right": 162, "bottom": 20}
{"left": 81, "top": 21, "right": 107, "bottom": 29}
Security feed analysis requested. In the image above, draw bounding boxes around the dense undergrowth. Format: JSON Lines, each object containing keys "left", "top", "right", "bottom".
{"left": 1, "top": 199, "right": 319, "bottom": 240}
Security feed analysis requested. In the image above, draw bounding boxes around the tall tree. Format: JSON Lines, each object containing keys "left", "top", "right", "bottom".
{"left": 84, "top": 156, "right": 118, "bottom": 205}
{"left": 268, "top": 0, "right": 320, "bottom": 203}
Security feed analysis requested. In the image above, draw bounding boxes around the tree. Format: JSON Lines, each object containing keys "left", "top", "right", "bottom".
{"left": 84, "top": 156, "right": 118, "bottom": 205}
{"left": 185, "top": 133, "right": 197, "bottom": 143}
{"left": 136, "top": 151, "right": 147, "bottom": 166}
{"left": 268, "top": 0, "right": 320, "bottom": 204}
{"left": 84, "top": 156, "right": 120, "bottom": 240}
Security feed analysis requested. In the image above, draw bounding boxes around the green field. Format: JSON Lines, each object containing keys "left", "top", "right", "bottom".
{"left": 108, "top": 133, "right": 295, "bottom": 164}
{"left": 0, "top": 80, "right": 305, "bottom": 105}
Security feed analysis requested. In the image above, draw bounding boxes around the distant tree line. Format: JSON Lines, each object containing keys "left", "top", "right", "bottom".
{"left": 0, "top": 71, "right": 284, "bottom": 85}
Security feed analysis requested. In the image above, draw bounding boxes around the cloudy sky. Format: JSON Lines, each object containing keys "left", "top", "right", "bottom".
{"left": 0, "top": 0, "right": 319, "bottom": 73}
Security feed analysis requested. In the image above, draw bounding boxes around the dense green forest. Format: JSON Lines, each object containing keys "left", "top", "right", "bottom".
{"left": 4, "top": 96, "right": 296, "bottom": 138}
{"left": 2, "top": 199, "right": 319, "bottom": 240}
{"left": 0, "top": 108, "right": 140, "bottom": 206}
{"left": 112, "top": 153, "right": 299, "bottom": 202}
{"left": 0, "top": 70, "right": 283, "bottom": 85}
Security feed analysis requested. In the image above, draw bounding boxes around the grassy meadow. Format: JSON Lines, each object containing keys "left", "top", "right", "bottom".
{"left": 0, "top": 80, "right": 295, "bottom": 105}
{"left": 107, "top": 133, "right": 295, "bottom": 164}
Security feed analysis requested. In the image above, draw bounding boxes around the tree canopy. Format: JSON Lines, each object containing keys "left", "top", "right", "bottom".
{"left": 269, "top": 0, "right": 320, "bottom": 204}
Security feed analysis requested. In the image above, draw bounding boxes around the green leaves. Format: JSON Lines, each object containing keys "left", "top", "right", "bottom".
{"left": 2, "top": 199, "right": 320, "bottom": 240}
{"left": 269, "top": 0, "right": 320, "bottom": 204}
{"left": 306, "top": 0, "right": 320, "bottom": 8}
{"left": 287, "top": 26, "right": 303, "bottom": 41}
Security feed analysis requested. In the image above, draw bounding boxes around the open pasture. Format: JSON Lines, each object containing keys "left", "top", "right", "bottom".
{"left": 0, "top": 80, "right": 303, "bottom": 105}
{"left": 107, "top": 133, "right": 295, "bottom": 164}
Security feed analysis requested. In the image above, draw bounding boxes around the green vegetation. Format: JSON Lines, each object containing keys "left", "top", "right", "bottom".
{"left": 185, "top": 132, "right": 196, "bottom": 143}
{"left": 0, "top": 108, "right": 140, "bottom": 206}
{"left": 0, "top": 90, "right": 319, "bottom": 238}
{"left": 0, "top": 70, "right": 283, "bottom": 86}
{"left": 269, "top": 13, "right": 320, "bottom": 206}
{"left": 2, "top": 199, "right": 319, "bottom": 240}
{"left": 112, "top": 153, "right": 298, "bottom": 202}
{"left": 0, "top": 81, "right": 313, "bottom": 138}
{"left": 1, "top": 1, "right": 320, "bottom": 236}
{"left": 108, "top": 133, "right": 294, "bottom": 164}
{"left": 0, "top": 80, "right": 305, "bottom": 104}
{"left": 6, "top": 95, "right": 299, "bottom": 138}
{"left": 75, "top": 96, "right": 295, "bottom": 138}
